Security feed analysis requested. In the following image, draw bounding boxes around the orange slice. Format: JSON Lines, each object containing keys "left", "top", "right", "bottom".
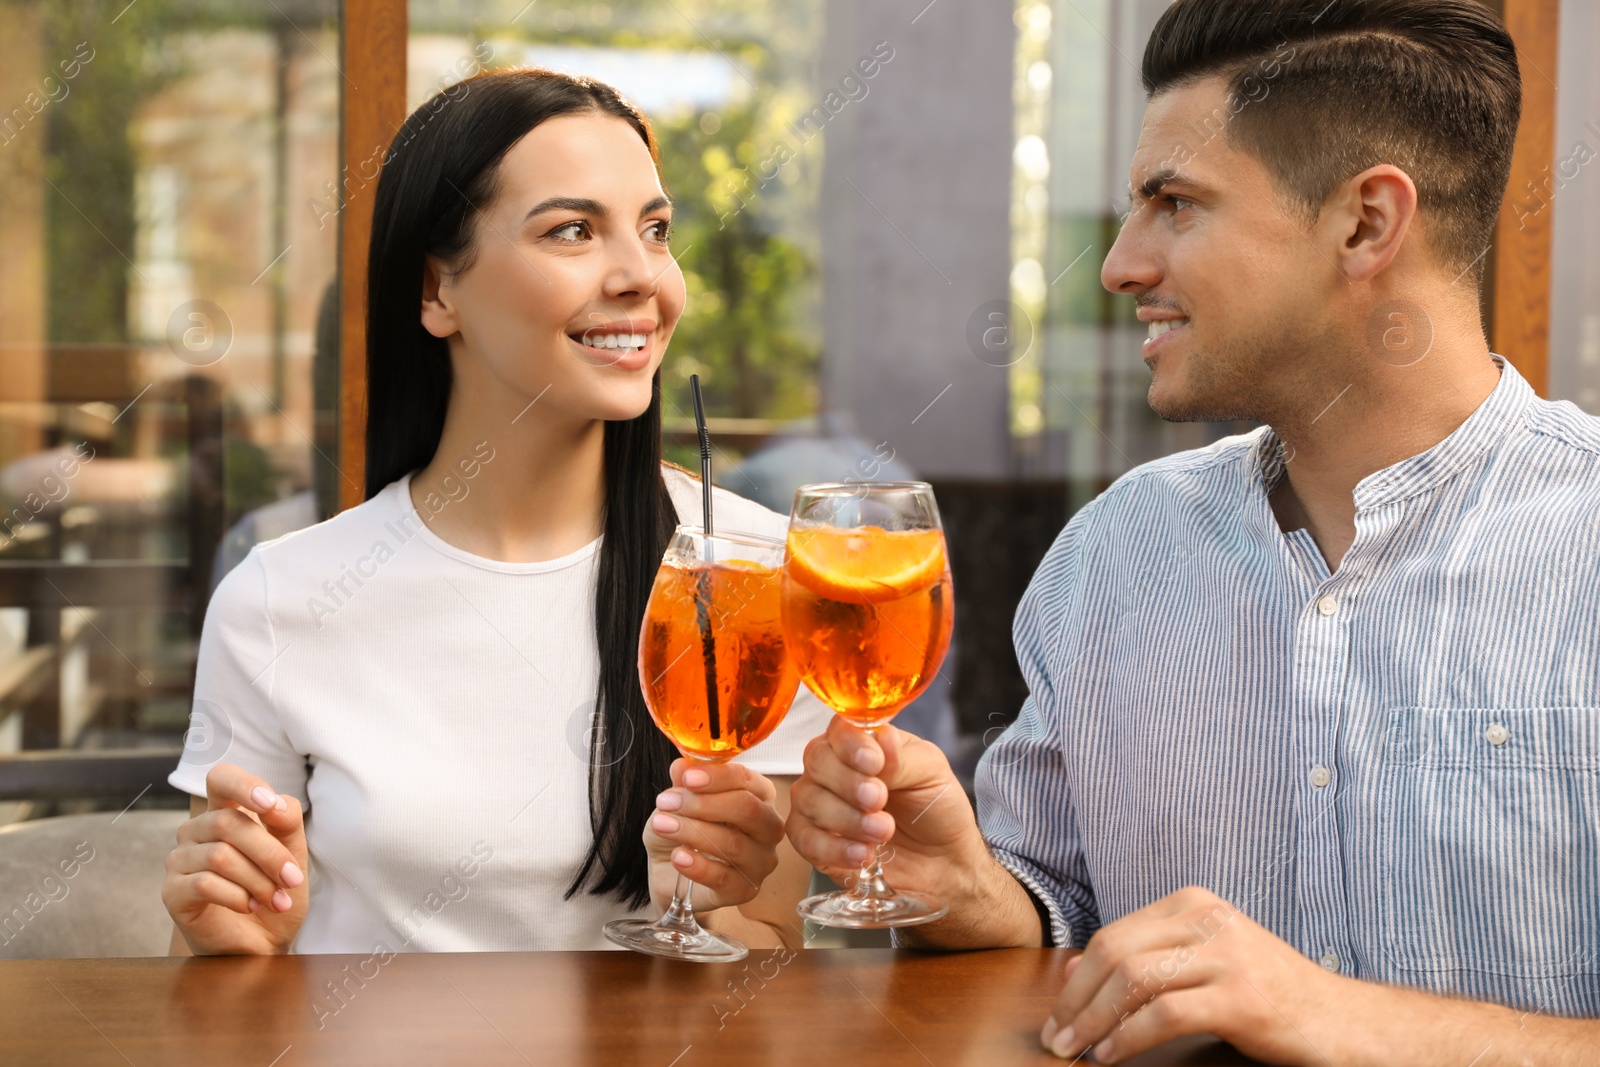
{"left": 786, "top": 526, "right": 946, "bottom": 604}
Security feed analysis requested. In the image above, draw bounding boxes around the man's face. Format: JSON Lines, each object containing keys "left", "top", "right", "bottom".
{"left": 1101, "top": 76, "right": 1346, "bottom": 425}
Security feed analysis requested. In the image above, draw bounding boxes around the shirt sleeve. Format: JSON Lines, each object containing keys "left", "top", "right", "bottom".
{"left": 735, "top": 682, "right": 831, "bottom": 776}
{"left": 168, "top": 548, "right": 310, "bottom": 806}
{"left": 974, "top": 506, "right": 1101, "bottom": 948}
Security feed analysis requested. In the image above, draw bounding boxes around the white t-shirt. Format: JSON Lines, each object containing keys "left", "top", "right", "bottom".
{"left": 169, "top": 466, "right": 832, "bottom": 953}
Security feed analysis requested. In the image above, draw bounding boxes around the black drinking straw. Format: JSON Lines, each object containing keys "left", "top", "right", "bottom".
{"left": 690, "top": 376, "right": 722, "bottom": 741}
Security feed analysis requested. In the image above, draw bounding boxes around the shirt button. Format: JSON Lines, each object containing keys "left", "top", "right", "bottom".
{"left": 1486, "top": 723, "right": 1510, "bottom": 746}
{"left": 1320, "top": 952, "right": 1341, "bottom": 973}
{"left": 1316, "top": 595, "right": 1339, "bottom": 616}
{"left": 1310, "top": 766, "right": 1332, "bottom": 788}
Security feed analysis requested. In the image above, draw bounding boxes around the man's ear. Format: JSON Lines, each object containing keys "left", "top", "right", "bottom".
{"left": 420, "top": 256, "right": 460, "bottom": 339}
{"left": 1327, "top": 164, "right": 1418, "bottom": 283}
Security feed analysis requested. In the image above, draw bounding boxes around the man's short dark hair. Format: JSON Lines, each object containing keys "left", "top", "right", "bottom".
{"left": 1142, "top": 0, "right": 1520, "bottom": 280}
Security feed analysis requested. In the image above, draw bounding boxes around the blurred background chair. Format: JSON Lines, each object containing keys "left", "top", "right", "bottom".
{"left": 0, "top": 809, "right": 184, "bottom": 959}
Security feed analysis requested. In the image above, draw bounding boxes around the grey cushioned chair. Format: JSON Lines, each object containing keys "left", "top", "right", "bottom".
{"left": 0, "top": 809, "right": 186, "bottom": 959}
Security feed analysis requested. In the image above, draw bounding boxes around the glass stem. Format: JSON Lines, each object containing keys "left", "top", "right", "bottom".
{"left": 851, "top": 846, "right": 896, "bottom": 902}
{"left": 849, "top": 725, "right": 896, "bottom": 903}
{"left": 659, "top": 873, "right": 702, "bottom": 932}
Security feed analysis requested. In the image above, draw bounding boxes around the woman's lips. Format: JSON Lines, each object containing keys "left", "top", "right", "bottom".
{"left": 569, "top": 332, "right": 654, "bottom": 371}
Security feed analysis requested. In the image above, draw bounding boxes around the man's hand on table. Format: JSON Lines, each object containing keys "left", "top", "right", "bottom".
{"left": 1042, "top": 885, "right": 1600, "bottom": 1066}
{"left": 785, "top": 716, "right": 1044, "bottom": 949}
{"left": 1040, "top": 886, "right": 1344, "bottom": 1064}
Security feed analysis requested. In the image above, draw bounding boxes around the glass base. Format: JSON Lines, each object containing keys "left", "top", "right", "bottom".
{"left": 603, "top": 918, "right": 749, "bottom": 962}
{"left": 797, "top": 888, "right": 949, "bottom": 929}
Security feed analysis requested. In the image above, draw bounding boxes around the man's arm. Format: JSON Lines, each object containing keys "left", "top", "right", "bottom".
{"left": 785, "top": 716, "right": 1048, "bottom": 949}
{"left": 1041, "top": 884, "right": 1599, "bottom": 1066}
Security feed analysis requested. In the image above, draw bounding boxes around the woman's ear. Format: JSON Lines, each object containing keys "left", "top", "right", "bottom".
{"left": 1328, "top": 164, "right": 1418, "bottom": 284}
{"left": 420, "top": 255, "right": 460, "bottom": 339}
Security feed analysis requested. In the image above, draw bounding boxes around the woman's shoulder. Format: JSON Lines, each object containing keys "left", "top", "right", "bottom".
{"left": 214, "top": 479, "right": 413, "bottom": 605}
{"left": 661, "top": 464, "right": 788, "bottom": 541}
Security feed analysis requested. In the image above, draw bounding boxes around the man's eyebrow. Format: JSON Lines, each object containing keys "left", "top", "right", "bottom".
{"left": 524, "top": 195, "right": 674, "bottom": 222}
{"left": 1130, "top": 169, "right": 1211, "bottom": 202}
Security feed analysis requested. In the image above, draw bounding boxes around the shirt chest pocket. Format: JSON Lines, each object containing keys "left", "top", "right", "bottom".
{"left": 1378, "top": 706, "right": 1600, "bottom": 979}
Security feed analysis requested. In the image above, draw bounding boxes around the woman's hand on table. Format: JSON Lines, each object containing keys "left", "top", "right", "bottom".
{"left": 644, "top": 759, "right": 785, "bottom": 912}
{"left": 162, "top": 763, "right": 310, "bottom": 955}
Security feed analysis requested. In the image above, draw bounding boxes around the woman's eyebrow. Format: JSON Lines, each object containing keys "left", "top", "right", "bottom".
{"left": 524, "top": 195, "right": 674, "bottom": 222}
{"left": 525, "top": 196, "right": 604, "bottom": 221}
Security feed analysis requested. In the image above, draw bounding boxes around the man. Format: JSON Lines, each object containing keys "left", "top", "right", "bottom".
{"left": 786, "top": 1, "right": 1600, "bottom": 1063}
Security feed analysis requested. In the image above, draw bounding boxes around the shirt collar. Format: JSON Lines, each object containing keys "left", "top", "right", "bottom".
{"left": 1253, "top": 355, "right": 1531, "bottom": 510}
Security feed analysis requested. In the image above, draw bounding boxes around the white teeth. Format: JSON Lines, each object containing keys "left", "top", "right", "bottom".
{"left": 576, "top": 331, "right": 647, "bottom": 352}
{"left": 1146, "top": 318, "right": 1189, "bottom": 342}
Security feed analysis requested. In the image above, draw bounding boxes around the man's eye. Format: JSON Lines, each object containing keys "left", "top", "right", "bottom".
{"left": 1167, "top": 196, "right": 1192, "bottom": 213}
{"left": 549, "top": 221, "right": 590, "bottom": 242}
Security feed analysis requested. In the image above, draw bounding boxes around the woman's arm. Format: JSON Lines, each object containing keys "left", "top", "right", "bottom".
{"left": 168, "top": 794, "right": 208, "bottom": 956}
{"left": 701, "top": 776, "right": 810, "bottom": 950}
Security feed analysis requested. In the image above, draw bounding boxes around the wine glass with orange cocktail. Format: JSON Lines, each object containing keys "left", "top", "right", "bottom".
{"left": 603, "top": 526, "right": 801, "bottom": 962}
{"left": 781, "top": 482, "right": 955, "bottom": 927}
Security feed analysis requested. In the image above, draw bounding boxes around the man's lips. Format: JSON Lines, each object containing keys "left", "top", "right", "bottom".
{"left": 1141, "top": 315, "right": 1190, "bottom": 353}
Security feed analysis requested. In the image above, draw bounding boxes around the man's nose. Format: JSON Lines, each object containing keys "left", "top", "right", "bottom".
{"left": 1101, "top": 212, "right": 1161, "bottom": 295}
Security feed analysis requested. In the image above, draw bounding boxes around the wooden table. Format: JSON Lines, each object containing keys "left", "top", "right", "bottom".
{"left": 0, "top": 948, "right": 1258, "bottom": 1065}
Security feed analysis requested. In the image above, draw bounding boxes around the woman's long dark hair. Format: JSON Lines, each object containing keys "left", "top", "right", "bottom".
{"left": 365, "top": 69, "right": 680, "bottom": 908}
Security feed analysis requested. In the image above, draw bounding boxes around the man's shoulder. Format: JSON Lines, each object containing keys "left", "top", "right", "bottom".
{"left": 1522, "top": 396, "right": 1600, "bottom": 464}
{"left": 1083, "top": 428, "right": 1267, "bottom": 524}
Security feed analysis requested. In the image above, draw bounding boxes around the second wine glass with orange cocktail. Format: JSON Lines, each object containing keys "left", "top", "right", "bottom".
{"left": 603, "top": 526, "right": 801, "bottom": 962}
{"left": 781, "top": 481, "right": 954, "bottom": 927}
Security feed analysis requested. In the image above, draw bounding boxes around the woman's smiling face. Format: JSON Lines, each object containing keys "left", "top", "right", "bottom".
{"left": 420, "top": 111, "right": 685, "bottom": 425}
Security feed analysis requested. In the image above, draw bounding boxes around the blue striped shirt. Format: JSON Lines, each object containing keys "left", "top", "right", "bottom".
{"left": 976, "top": 357, "right": 1600, "bottom": 1015}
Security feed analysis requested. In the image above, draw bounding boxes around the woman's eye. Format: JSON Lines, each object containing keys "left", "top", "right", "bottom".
{"left": 548, "top": 221, "right": 590, "bottom": 242}
{"left": 646, "top": 220, "right": 672, "bottom": 243}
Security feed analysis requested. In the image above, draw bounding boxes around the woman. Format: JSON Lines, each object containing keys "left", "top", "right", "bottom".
{"left": 161, "top": 68, "right": 829, "bottom": 955}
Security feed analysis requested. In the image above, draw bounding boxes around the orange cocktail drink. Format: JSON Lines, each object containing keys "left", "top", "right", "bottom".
{"left": 780, "top": 526, "right": 953, "bottom": 727}
{"left": 780, "top": 481, "right": 955, "bottom": 929}
{"left": 639, "top": 552, "right": 799, "bottom": 759}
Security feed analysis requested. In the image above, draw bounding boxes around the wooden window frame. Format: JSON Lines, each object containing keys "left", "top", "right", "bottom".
{"left": 1491, "top": 0, "right": 1560, "bottom": 396}
{"left": 337, "top": 0, "right": 407, "bottom": 511}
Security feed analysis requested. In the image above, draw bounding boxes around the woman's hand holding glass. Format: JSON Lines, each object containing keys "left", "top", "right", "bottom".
{"left": 642, "top": 757, "right": 785, "bottom": 913}
{"left": 605, "top": 526, "right": 801, "bottom": 961}
{"left": 162, "top": 763, "right": 310, "bottom": 955}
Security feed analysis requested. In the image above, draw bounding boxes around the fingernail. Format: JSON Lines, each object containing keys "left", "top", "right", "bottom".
{"left": 1049, "top": 1025, "right": 1077, "bottom": 1058}
{"left": 281, "top": 861, "right": 304, "bottom": 888}
{"left": 684, "top": 768, "right": 710, "bottom": 788}
{"left": 655, "top": 790, "right": 683, "bottom": 811}
{"left": 250, "top": 786, "right": 282, "bottom": 812}
{"left": 1040, "top": 1017, "right": 1058, "bottom": 1047}
{"left": 247, "top": 897, "right": 260, "bottom": 913}
{"left": 672, "top": 848, "right": 695, "bottom": 868}
{"left": 855, "top": 781, "right": 879, "bottom": 808}
{"left": 845, "top": 842, "right": 871, "bottom": 865}
{"left": 652, "top": 813, "right": 681, "bottom": 834}
{"left": 852, "top": 749, "right": 878, "bottom": 773}
{"left": 1094, "top": 1038, "right": 1115, "bottom": 1062}
{"left": 861, "top": 812, "right": 892, "bottom": 840}
{"left": 272, "top": 888, "right": 292, "bottom": 912}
